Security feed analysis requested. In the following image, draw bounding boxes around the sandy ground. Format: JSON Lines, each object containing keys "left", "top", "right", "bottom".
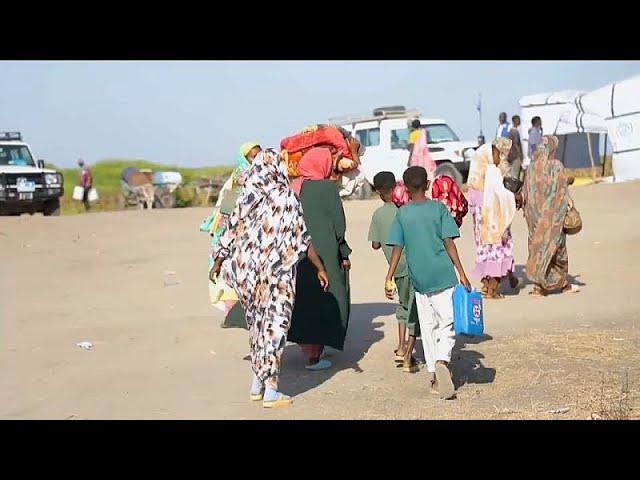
{"left": 1, "top": 181, "right": 639, "bottom": 420}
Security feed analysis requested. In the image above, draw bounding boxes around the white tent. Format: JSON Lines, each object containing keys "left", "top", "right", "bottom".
{"left": 519, "top": 74, "right": 640, "bottom": 181}
{"left": 578, "top": 74, "right": 640, "bottom": 182}
{"left": 519, "top": 90, "right": 606, "bottom": 169}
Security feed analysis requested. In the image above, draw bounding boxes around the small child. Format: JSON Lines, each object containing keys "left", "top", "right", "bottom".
{"left": 368, "top": 172, "right": 419, "bottom": 372}
{"left": 385, "top": 166, "right": 471, "bottom": 400}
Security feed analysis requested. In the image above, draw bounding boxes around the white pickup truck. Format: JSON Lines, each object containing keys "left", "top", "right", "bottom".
{"left": 331, "top": 106, "right": 478, "bottom": 195}
{"left": 0, "top": 132, "right": 64, "bottom": 216}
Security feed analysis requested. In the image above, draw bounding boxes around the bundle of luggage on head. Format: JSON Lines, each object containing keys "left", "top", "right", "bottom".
{"left": 280, "top": 124, "right": 362, "bottom": 179}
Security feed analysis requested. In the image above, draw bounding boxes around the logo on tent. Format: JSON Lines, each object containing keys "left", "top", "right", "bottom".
{"left": 616, "top": 122, "right": 633, "bottom": 138}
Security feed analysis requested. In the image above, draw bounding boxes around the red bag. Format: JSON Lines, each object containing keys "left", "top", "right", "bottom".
{"left": 390, "top": 176, "right": 468, "bottom": 228}
{"left": 281, "top": 126, "right": 352, "bottom": 159}
{"left": 431, "top": 175, "right": 468, "bottom": 227}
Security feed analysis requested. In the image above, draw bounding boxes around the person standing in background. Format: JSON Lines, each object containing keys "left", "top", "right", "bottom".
{"left": 496, "top": 112, "right": 511, "bottom": 139}
{"left": 507, "top": 115, "right": 524, "bottom": 180}
{"left": 528, "top": 116, "right": 543, "bottom": 158}
{"left": 78, "top": 159, "right": 93, "bottom": 212}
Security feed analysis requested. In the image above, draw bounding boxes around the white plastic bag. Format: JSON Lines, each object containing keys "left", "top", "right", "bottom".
{"left": 72, "top": 186, "right": 84, "bottom": 201}
{"left": 88, "top": 188, "right": 99, "bottom": 202}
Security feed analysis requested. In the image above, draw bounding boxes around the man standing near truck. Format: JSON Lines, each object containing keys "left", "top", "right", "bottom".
{"left": 78, "top": 158, "right": 93, "bottom": 212}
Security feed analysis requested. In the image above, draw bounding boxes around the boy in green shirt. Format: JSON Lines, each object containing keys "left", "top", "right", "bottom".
{"left": 385, "top": 166, "right": 471, "bottom": 399}
{"left": 368, "top": 172, "right": 419, "bottom": 373}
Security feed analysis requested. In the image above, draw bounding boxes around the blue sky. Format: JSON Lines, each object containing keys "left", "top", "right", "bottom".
{"left": 1, "top": 61, "right": 639, "bottom": 168}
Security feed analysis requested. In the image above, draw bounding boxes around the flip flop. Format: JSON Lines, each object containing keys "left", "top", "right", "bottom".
{"left": 305, "top": 359, "right": 332, "bottom": 371}
{"left": 435, "top": 363, "right": 455, "bottom": 400}
{"left": 562, "top": 284, "right": 580, "bottom": 294}
{"left": 250, "top": 392, "right": 264, "bottom": 402}
{"left": 394, "top": 349, "right": 405, "bottom": 363}
{"left": 529, "top": 286, "right": 545, "bottom": 297}
{"left": 403, "top": 357, "right": 419, "bottom": 373}
{"left": 263, "top": 393, "right": 293, "bottom": 409}
{"left": 483, "top": 293, "right": 505, "bottom": 300}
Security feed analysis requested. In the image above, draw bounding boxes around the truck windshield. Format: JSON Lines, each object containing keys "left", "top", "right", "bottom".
{"left": 0, "top": 145, "right": 36, "bottom": 166}
{"left": 426, "top": 124, "right": 460, "bottom": 144}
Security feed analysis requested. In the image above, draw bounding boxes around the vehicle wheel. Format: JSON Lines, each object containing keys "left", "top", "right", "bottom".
{"left": 43, "top": 198, "right": 61, "bottom": 216}
{"left": 359, "top": 180, "right": 373, "bottom": 200}
{"left": 155, "top": 188, "right": 176, "bottom": 209}
{"left": 434, "top": 162, "right": 463, "bottom": 186}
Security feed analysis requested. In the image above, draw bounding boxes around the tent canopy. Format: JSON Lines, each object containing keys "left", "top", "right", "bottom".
{"left": 519, "top": 89, "right": 607, "bottom": 137}
{"left": 519, "top": 74, "right": 640, "bottom": 182}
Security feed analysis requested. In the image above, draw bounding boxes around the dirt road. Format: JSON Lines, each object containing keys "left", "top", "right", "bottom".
{"left": 1, "top": 181, "right": 638, "bottom": 419}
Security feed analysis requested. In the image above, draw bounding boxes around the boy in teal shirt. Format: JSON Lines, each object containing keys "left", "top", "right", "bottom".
{"left": 385, "top": 166, "right": 471, "bottom": 400}
{"left": 368, "top": 172, "right": 419, "bottom": 373}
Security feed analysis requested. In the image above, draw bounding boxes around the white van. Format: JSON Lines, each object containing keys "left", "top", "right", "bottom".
{"left": 331, "top": 106, "right": 478, "bottom": 193}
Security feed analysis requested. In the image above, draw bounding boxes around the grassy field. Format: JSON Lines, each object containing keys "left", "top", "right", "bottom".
{"left": 56, "top": 159, "right": 233, "bottom": 215}
{"left": 55, "top": 156, "right": 612, "bottom": 215}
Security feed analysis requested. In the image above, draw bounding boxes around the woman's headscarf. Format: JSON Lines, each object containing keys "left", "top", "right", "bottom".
{"left": 214, "top": 150, "right": 311, "bottom": 315}
{"left": 409, "top": 129, "right": 437, "bottom": 180}
{"left": 468, "top": 138, "right": 516, "bottom": 244}
{"left": 467, "top": 138, "right": 512, "bottom": 192}
{"left": 290, "top": 147, "right": 333, "bottom": 196}
{"left": 233, "top": 142, "right": 259, "bottom": 186}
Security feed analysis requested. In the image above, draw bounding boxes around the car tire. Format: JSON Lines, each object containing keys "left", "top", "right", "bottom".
{"left": 43, "top": 198, "right": 61, "bottom": 216}
{"left": 434, "top": 162, "right": 463, "bottom": 186}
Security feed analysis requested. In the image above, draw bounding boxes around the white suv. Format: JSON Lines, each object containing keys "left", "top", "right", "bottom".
{"left": 0, "top": 132, "right": 64, "bottom": 216}
{"left": 332, "top": 106, "right": 478, "bottom": 192}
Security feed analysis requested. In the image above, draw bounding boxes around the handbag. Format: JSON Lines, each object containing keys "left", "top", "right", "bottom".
{"left": 503, "top": 176, "right": 523, "bottom": 194}
{"left": 564, "top": 197, "right": 582, "bottom": 235}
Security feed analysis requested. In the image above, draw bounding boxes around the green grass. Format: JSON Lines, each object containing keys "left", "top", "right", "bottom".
{"left": 52, "top": 158, "right": 233, "bottom": 215}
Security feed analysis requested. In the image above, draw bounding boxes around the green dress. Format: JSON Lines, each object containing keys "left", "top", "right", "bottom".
{"left": 288, "top": 180, "right": 352, "bottom": 350}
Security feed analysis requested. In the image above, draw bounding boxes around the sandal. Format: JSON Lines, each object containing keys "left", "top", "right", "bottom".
{"left": 263, "top": 393, "right": 293, "bottom": 409}
{"left": 561, "top": 283, "right": 580, "bottom": 294}
{"left": 483, "top": 293, "right": 505, "bottom": 300}
{"left": 394, "top": 349, "right": 405, "bottom": 363}
{"left": 250, "top": 392, "right": 264, "bottom": 402}
{"left": 529, "top": 285, "right": 546, "bottom": 297}
{"left": 403, "top": 357, "right": 419, "bottom": 373}
{"left": 305, "top": 359, "right": 332, "bottom": 371}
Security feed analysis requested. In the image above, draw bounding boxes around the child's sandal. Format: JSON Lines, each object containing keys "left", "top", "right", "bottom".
{"left": 402, "top": 357, "right": 419, "bottom": 373}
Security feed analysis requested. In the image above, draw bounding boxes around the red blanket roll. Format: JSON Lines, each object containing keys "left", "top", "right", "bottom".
{"left": 281, "top": 126, "right": 352, "bottom": 159}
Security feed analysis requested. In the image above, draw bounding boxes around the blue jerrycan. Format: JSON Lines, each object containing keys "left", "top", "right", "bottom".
{"left": 452, "top": 284, "right": 484, "bottom": 336}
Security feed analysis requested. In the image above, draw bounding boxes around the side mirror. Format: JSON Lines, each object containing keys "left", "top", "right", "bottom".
{"left": 37, "top": 159, "right": 45, "bottom": 169}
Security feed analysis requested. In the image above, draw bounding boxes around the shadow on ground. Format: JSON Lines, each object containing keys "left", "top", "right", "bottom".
{"left": 503, "top": 265, "right": 586, "bottom": 296}
{"left": 279, "top": 302, "right": 391, "bottom": 396}
{"left": 450, "top": 334, "right": 496, "bottom": 390}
